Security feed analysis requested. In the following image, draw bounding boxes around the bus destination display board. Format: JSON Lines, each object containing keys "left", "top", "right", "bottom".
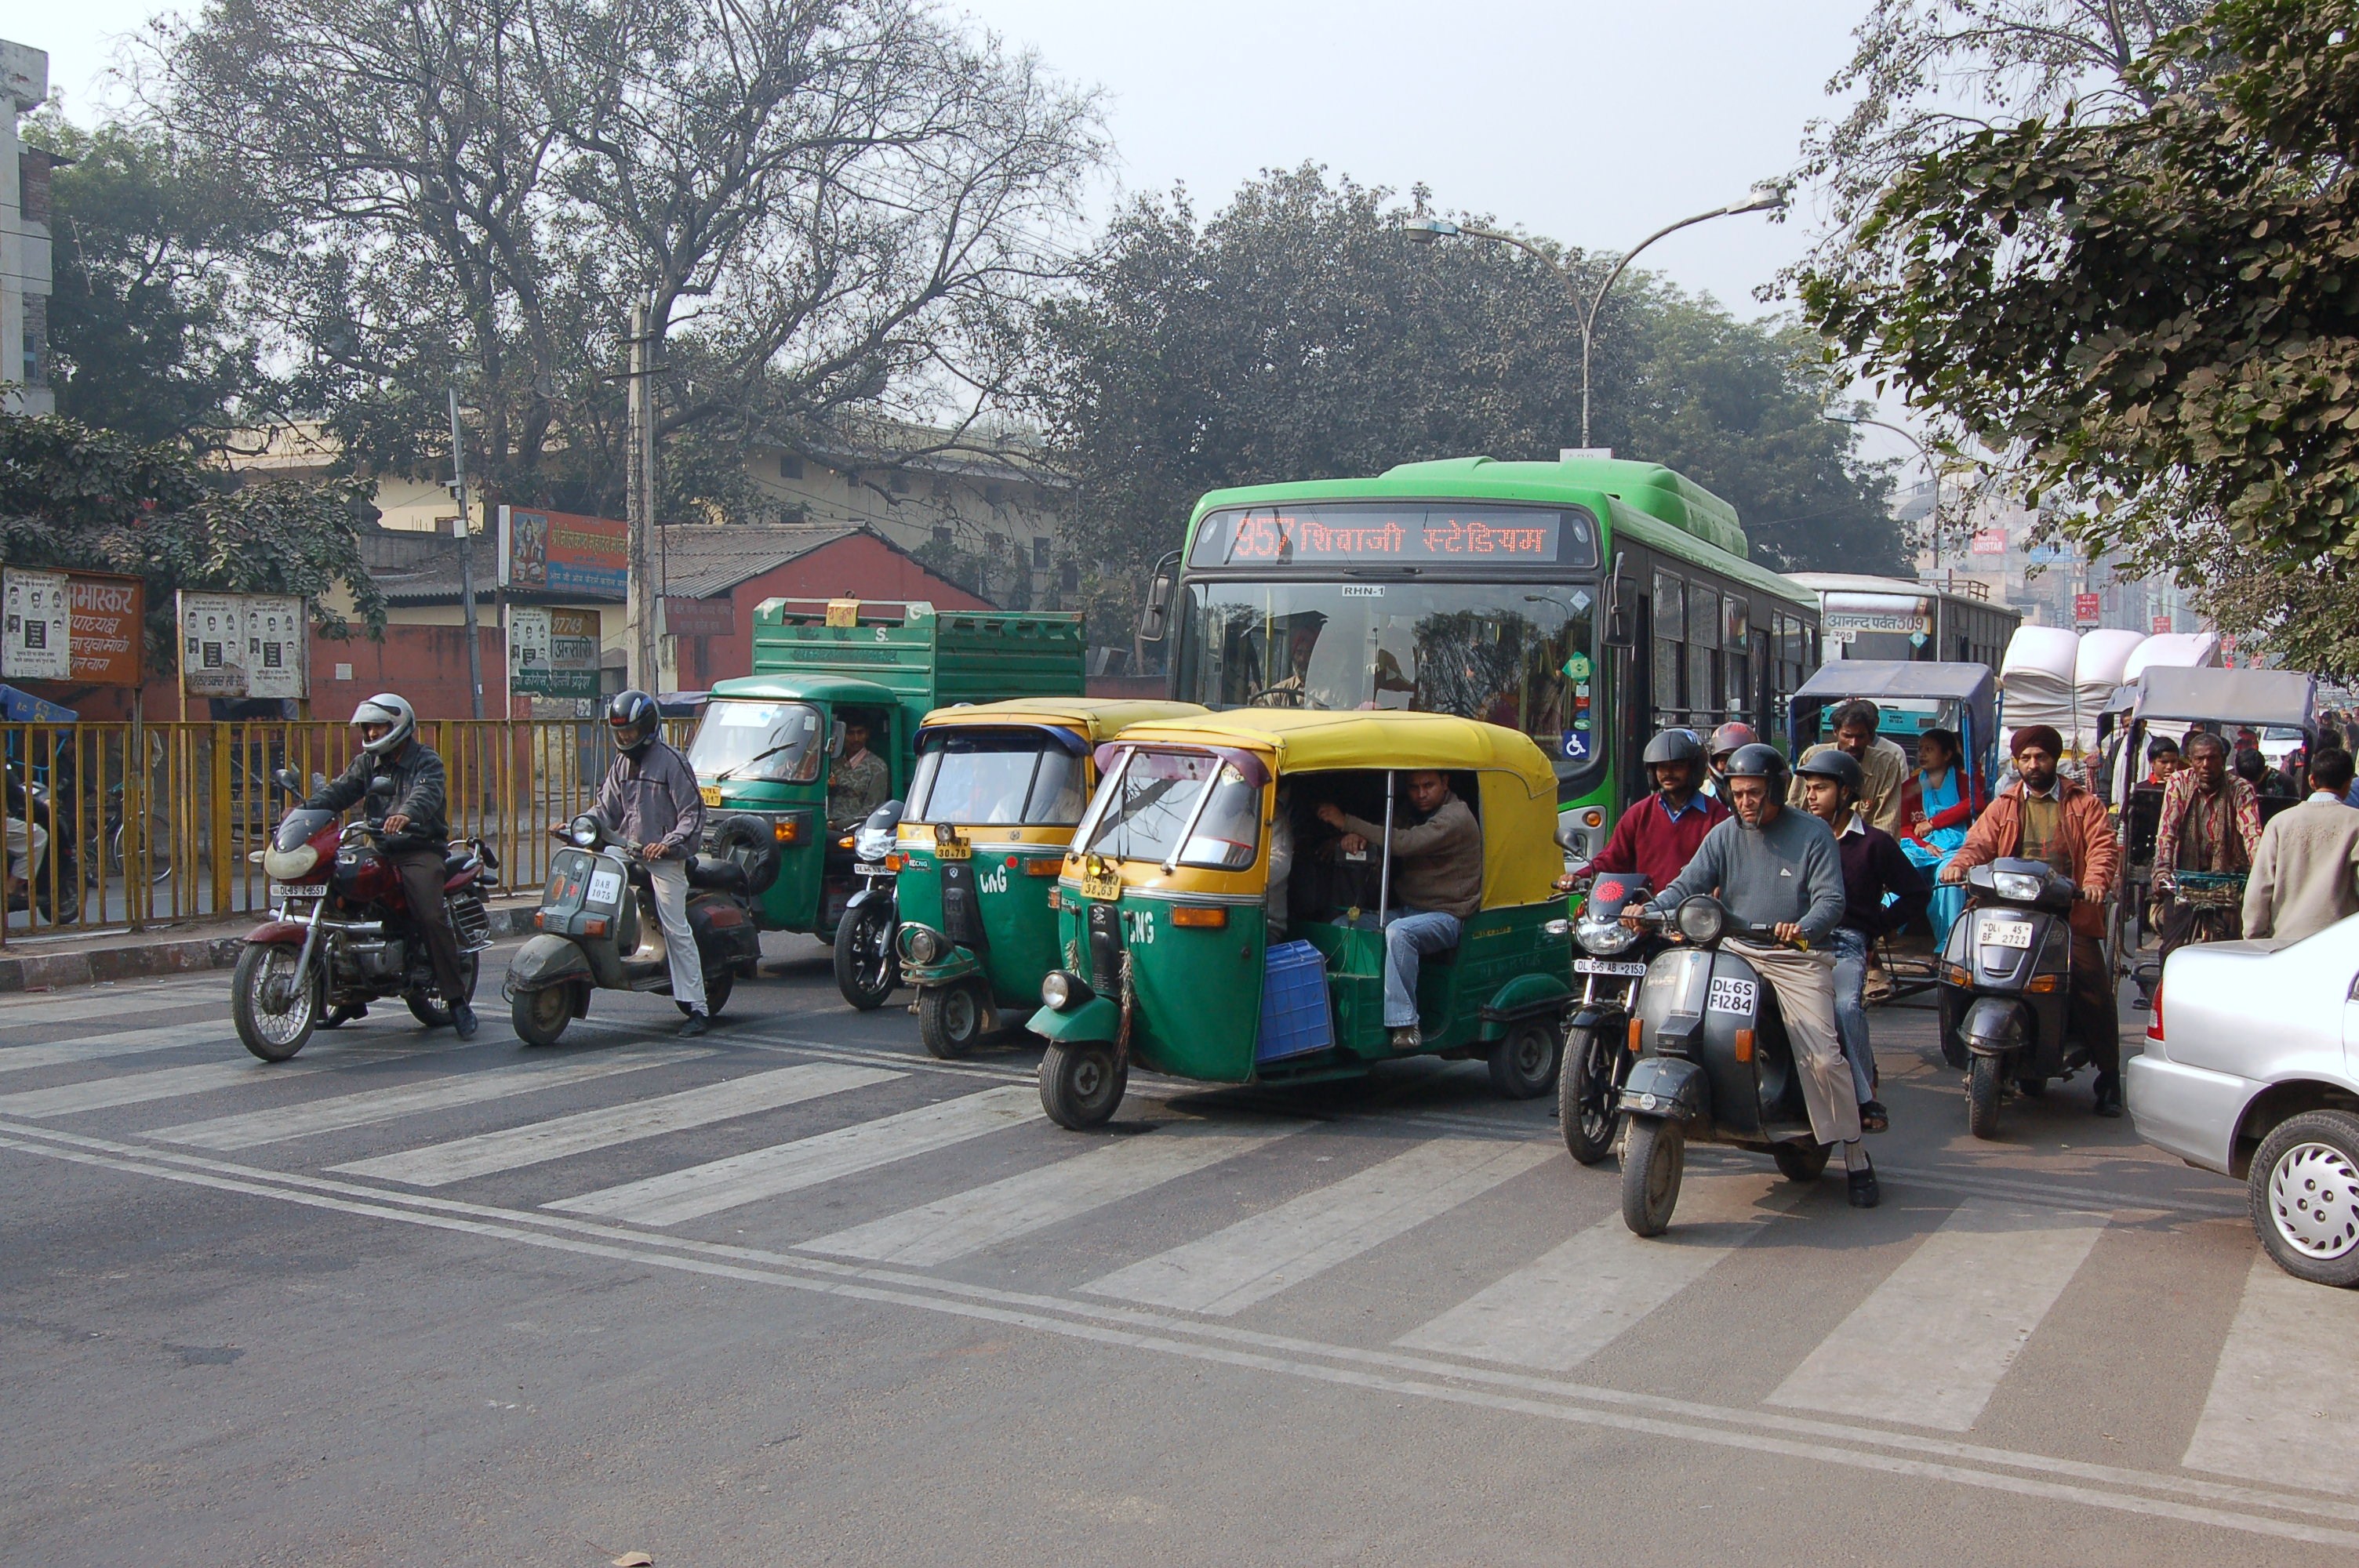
{"left": 1190, "top": 506, "right": 1594, "bottom": 569}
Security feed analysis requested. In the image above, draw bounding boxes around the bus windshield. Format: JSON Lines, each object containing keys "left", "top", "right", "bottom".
{"left": 1175, "top": 581, "right": 1600, "bottom": 780}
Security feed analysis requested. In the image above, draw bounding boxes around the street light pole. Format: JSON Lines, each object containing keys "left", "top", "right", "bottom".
{"left": 1824, "top": 412, "right": 1946, "bottom": 572}
{"left": 448, "top": 386, "right": 485, "bottom": 720}
{"left": 1403, "top": 184, "right": 1787, "bottom": 449}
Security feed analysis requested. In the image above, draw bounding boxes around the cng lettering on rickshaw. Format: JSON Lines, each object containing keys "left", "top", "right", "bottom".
{"left": 978, "top": 862, "right": 1009, "bottom": 895}
{"left": 1121, "top": 908, "right": 1155, "bottom": 946}
{"left": 1707, "top": 975, "right": 1757, "bottom": 1014}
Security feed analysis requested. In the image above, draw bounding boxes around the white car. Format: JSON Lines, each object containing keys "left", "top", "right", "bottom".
{"left": 2130, "top": 912, "right": 2359, "bottom": 1286}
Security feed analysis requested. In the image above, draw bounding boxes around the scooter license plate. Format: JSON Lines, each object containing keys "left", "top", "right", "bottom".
{"left": 854, "top": 861, "right": 887, "bottom": 876}
{"left": 1574, "top": 958, "right": 1648, "bottom": 978}
{"left": 586, "top": 866, "right": 625, "bottom": 905}
{"left": 271, "top": 882, "right": 327, "bottom": 900}
{"left": 1983, "top": 919, "right": 2035, "bottom": 949}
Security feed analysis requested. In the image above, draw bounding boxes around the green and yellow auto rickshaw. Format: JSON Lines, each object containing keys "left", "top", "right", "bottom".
{"left": 891, "top": 699, "right": 1206, "bottom": 1058}
{"left": 1027, "top": 709, "right": 1575, "bottom": 1128}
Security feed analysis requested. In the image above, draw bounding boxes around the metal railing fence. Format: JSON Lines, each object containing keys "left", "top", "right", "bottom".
{"left": 1, "top": 717, "right": 694, "bottom": 945}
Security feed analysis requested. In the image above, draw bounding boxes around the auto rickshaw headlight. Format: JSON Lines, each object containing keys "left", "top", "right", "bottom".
{"left": 1041, "top": 970, "right": 1093, "bottom": 1011}
{"left": 1674, "top": 895, "right": 1727, "bottom": 946}
{"left": 901, "top": 926, "right": 946, "bottom": 965}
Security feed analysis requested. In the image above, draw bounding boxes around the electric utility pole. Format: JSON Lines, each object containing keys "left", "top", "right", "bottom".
{"left": 449, "top": 386, "right": 485, "bottom": 719}
{"left": 626, "top": 294, "right": 660, "bottom": 691}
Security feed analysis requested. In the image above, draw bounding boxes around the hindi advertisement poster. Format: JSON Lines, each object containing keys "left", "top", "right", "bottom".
{"left": 500, "top": 506, "right": 628, "bottom": 597}
{"left": 245, "top": 595, "right": 309, "bottom": 699}
{"left": 2, "top": 568, "right": 72, "bottom": 681}
{"left": 178, "top": 591, "right": 249, "bottom": 697}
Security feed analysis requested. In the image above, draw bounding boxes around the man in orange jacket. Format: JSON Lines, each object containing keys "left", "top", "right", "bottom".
{"left": 1942, "top": 724, "right": 2125, "bottom": 1116}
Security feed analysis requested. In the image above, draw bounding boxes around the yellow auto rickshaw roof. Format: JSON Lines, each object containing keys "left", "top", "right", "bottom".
{"left": 1111, "top": 708, "right": 1558, "bottom": 790}
{"left": 915, "top": 698, "right": 1208, "bottom": 743}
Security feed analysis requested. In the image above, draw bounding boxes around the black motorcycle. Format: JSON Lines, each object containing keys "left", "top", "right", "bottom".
{"left": 1936, "top": 856, "right": 2085, "bottom": 1140}
{"left": 831, "top": 800, "right": 904, "bottom": 1011}
{"left": 5, "top": 761, "right": 80, "bottom": 925}
{"left": 1550, "top": 872, "right": 1667, "bottom": 1164}
{"left": 1617, "top": 895, "right": 1835, "bottom": 1236}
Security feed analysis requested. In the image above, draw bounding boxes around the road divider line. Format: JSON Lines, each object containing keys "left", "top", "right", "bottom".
{"left": 0, "top": 988, "right": 232, "bottom": 1028}
{"left": 547, "top": 1084, "right": 1044, "bottom": 1225}
{"left": 2184, "top": 1250, "right": 2359, "bottom": 1495}
{"left": 1083, "top": 1136, "right": 1552, "bottom": 1316}
{"left": 1395, "top": 1174, "right": 1785, "bottom": 1369}
{"left": 0, "top": 1025, "right": 237, "bottom": 1075}
{"left": 0, "top": 1057, "right": 339, "bottom": 1117}
{"left": 1768, "top": 1198, "right": 2106, "bottom": 1432}
{"left": 332, "top": 1062, "right": 902, "bottom": 1186}
{"left": 800, "top": 1119, "right": 1313, "bottom": 1265}
{"left": 145, "top": 1047, "right": 712, "bottom": 1150}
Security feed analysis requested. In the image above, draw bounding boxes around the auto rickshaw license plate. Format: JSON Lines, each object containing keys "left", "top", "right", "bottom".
{"left": 1080, "top": 869, "right": 1121, "bottom": 901}
{"left": 1984, "top": 920, "right": 2035, "bottom": 949}
{"left": 698, "top": 785, "right": 722, "bottom": 808}
{"left": 936, "top": 839, "right": 970, "bottom": 861}
{"left": 1574, "top": 958, "right": 1648, "bottom": 977}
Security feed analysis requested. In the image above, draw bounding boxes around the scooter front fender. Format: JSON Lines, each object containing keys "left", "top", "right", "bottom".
{"left": 1961, "top": 995, "right": 2029, "bottom": 1058}
{"left": 1620, "top": 1054, "right": 1710, "bottom": 1121}
{"left": 507, "top": 934, "right": 594, "bottom": 993}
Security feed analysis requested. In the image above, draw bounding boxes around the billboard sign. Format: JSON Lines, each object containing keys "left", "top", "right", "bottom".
{"left": 660, "top": 597, "right": 735, "bottom": 638}
{"left": 245, "top": 595, "right": 309, "bottom": 699}
{"left": 510, "top": 606, "right": 602, "bottom": 699}
{"left": 2152, "top": 615, "right": 2174, "bottom": 635}
{"left": 177, "top": 591, "right": 248, "bottom": 697}
{"left": 2, "top": 568, "right": 72, "bottom": 681}
{"left": 500, "top": 506, "right": 629, "bottom": 599}
{"left": 67, "top": 572, "right": 145, "bottom": 686}
{"left": 1969, "top": 528, "right": 2008, "bottom": 556}
{"left": 2073, "top": 592, "right": 2102, "bottom": 627}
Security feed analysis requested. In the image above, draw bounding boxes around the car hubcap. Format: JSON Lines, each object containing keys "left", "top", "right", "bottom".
{"left": 2269, "top": 1142, "right": 2359, "bottom": 1261}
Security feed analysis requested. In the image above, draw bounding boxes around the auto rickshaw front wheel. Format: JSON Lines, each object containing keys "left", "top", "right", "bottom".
{"left": 1040, "top": 1041, "right": 1127, "bottom": 1130}
{"left": 920, "top": 981, "right": 990, "bottom": 1060}
{"left": 1488, "top": 1018, "right": 1562, "bottom": 1100}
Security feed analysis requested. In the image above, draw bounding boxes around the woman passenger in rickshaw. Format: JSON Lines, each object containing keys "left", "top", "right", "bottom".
{"left": 1896, "top": 726, "right": 1983, "bottom": 949}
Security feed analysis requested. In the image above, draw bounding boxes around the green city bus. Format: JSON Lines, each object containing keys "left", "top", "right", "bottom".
{"left": 1146, "top": 456, "right": 1822, "bottom": 862}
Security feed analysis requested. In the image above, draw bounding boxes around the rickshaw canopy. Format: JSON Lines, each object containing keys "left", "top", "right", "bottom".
{"left": 1788, "top": 659, "right": 2000, "bottom": 779}
{"left": 2113, "top": 666, "right": 2316, "bottom": 731}
{"left": 914, "top": 698, "right": 1207, "bottom": 750}
{"left": 1099, "top": 708, "right": 1563, "bottom": 909}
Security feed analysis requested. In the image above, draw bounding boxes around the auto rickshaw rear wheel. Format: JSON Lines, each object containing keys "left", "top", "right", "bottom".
{"left": 682, "top": 967, "right": 732, "bottom": 1018}
{"left": 1488, "top": 1018, "right": 1562, "bottom": 1100}
{"left": 1040, "top": 1041, "right": 1126, "bottom": 1130}
{"left": 1620, "top": 1115, "right": 1683, "bottom": 1237}
{"left": 1772, "top": 1142, "right": 1832, "bottom": 1183}
{"left": 920, "top": 981, "right": 988, "bottom": 1060}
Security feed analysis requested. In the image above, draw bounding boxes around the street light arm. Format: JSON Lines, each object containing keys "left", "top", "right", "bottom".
{"left": 1452, "top": 224, "right": 1573, "bottom": 278}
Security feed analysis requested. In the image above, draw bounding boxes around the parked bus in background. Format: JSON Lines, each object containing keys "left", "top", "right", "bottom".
{"left": 1140, "top": 456, "right": 1822, "bottom": 865}
{"left": 1788, "top": 572, "right": 2020, "bottom": 672}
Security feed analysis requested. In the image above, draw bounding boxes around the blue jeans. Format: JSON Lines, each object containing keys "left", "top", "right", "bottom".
{"left": 1382, "top": 909, "right": 1462, "bottom": 1028}
{"left": 1830, "top": 926, "right": 1874, "bottom": 1105}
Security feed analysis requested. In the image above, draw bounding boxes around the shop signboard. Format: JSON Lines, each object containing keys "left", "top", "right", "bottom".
{"left": 2, "top": 568, "right": 72, "bottom": 681}
{"left": 2073, "top": 592, "right": 2102, "bottom": 627}
{"left": 1969, "top": 528, "right": 2008, "bottom": 556}
{"left": 67, "top": 572, "right": 145, "bottom": 686}
{"left": 660, "top": 596, "right": 735, "bottom": 638}
{"left": 500, "top": 506, "right": 628, "bottom": 598}
{"left": 511, "top": 607, "right": 602, "bottom": 699}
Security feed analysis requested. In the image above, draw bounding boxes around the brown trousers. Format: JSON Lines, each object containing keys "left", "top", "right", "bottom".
{"left": 391, "top": 847, "right": 468, "bottom": 1003}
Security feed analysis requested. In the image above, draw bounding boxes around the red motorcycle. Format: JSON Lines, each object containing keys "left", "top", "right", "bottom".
{"left": 232, "top": 766, "right": 498, "bottom": 1062}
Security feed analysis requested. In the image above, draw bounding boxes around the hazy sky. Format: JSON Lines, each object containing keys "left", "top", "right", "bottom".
{"left": 18, "top": 0, "right": 1923, "bottom": 470}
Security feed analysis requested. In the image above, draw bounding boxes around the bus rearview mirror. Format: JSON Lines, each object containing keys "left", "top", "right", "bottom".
{"left": 1138, "top": 572, "right": 1172, "bottom": 643}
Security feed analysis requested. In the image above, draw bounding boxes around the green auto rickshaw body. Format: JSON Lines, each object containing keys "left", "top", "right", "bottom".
{"left": 688, "top": 599, "right": 1085, "bottom": 939}
{"left": 892, "top": 699, "right": 1207, "bottom": 1018}
{"left": 1030, "top": 708, "right": 1574, "bottom": 1086}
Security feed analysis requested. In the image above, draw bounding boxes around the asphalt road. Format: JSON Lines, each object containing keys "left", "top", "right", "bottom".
{"left": 3, "top": 938, "right": 2355, "bottom": 1567}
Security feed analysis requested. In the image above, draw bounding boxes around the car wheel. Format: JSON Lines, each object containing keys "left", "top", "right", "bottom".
{"left": 2250, "top": 1110, "right": 2359, "bottom": 1288}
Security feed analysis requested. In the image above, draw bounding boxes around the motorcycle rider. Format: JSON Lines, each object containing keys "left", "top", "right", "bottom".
{"left": 1555, "top": 728, "right": 1728, "bottom": 895}
{"left": 1633, "top": 743, "right": 1877, "bottom": 1207}
{"left": 1942, "top": 724, "right": 2124, "bottom": 1116}
{"left": 1704, "top": 720, "right": 1758, "bottom": 799}
{"left": 575, "top": 691, "right": 712, "bottom": 1037}
{"left": 306, "top": 694, "right": 475, "bottom": 1039}
{"left": 1794, "top": 748, "right": 1928, "bottom": 1135}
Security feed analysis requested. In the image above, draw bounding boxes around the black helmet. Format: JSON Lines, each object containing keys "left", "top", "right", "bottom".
{"left": 1793, "top": 748, "right": 1863, "bottom": 794}
{"left": 607, "top": 689, "right": 660, "bottom": 755}
{"left": 1721, "top": 742, "right": 1790, "bottom": 786}
{"left": 1641, "top": 728, "right": 1705, "bottom": 768}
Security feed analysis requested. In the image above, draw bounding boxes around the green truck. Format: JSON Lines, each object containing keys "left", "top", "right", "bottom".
{"left": 685, "top": 597, "right": 1085, "bottom": 1000}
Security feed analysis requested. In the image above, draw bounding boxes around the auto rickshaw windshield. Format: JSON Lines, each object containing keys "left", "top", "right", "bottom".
{"left": 685, "top": 699, "right": 824, "bottom": 782}
{"left": 1081, "top": 750, "right": 1260, "bottom": 869}
{"left": 908, "top": 733, "right": 1086, "bottom": 826}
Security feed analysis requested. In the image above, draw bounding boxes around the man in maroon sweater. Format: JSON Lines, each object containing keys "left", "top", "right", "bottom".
{"left": 1558, "top": 729, "right": 1730, "bottom": 896}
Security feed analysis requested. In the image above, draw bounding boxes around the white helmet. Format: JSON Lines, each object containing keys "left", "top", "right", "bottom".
{"left": 351, "top": 693, "right": 417, "bottom": 757}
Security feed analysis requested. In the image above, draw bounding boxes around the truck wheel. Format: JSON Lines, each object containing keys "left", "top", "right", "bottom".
{"left": 1968, "top": 1054, "right": 2005, "bottom": 1141}
{"left": 919, "top": 982, "right": 988, "bottom": 1060}
{"left": 1773, "top": 1142, "right": 1833, "bottom": 1183}
{"left": 1559, "top": 1024, "right": 1623, "bottom": 1166}
{"left": 1488, "top": 1018, "right": 1561, "bottom": 1100}
{"left": 2250, "top": 1110, "right": 2359, "bottom": 1288}
{"left": 833, "top": 901, "right": 900, "bottom": 1011}
{"left": 1620, "top": 1115, "right": 1683, "bottom": 1236}
{"left": 512, "top": 985, "right": 574, "bottom": 1047}
{"left": 234, "top": 944, "right": 320, "bottom": 1062}
{"left": 1039, "top": 1042, "right": 1125, "bottom": 1130}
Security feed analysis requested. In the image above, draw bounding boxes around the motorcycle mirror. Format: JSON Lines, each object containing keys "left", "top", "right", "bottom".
{"left": 270, "top": 765, "right": 303, "bottom": 797}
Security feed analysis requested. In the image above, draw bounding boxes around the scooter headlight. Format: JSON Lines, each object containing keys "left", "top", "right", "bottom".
{"left": 1991, "top": 870, "right": 2045, "bottom": 903}
{"left": 569, "top": 814, "right": 602, "bottom": 848}
{"left": 1576, "top": 916, "right": 1637, "bottom": 956}
{"left": 1674, "top": 895, "right": 1728, "bottom": 947}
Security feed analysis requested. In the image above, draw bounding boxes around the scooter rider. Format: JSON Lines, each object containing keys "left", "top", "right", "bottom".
{"left": 1630, "top": 743, "right": 1878, "bottom": 1207}
{"left": 575, "top": 691, "right": 712, "bottom": 1037}
{"left": 306, "top": 694, "right": 476, "bottom": 1039}
{"left": 1556, "top": 728, "right": 1728, "bottom": 894}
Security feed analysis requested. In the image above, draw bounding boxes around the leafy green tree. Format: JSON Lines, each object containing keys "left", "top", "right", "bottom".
{"left": 0, "top": 413, "right": 384, "bottom": 672}
{"left": 1031, "top": 166, "right": 1900, "bottom": 641}
{"left": 1798, "top": 0, "right": 2359, "bottom": 673}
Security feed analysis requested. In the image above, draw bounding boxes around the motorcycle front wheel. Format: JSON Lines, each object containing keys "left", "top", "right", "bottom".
{"left": 1558, "top": 1023, "right": 1623, "bottom": 1165}
{"left": 1620, "top": 1115, "right": 1684, "bottom": 1237}
{"left": 234, "top": 944, "right": 321, "bottom": 1062}
{"left": 832, "top": 899, "right": 900, "bottom": 1011}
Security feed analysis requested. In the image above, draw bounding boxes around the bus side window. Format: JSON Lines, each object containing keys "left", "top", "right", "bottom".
{"left": 1652, "top": 570, "right": 1685, "bottom": 731}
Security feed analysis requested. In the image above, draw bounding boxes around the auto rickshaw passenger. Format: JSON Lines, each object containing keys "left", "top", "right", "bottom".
{"left": 1897, "top": 726, "right": 1981, "bottom": 949}
{"left": 1315, "top": 771, "right": 1481, "bottom": 1051}
{"left": 1266, "top": 786, "right": 1297, "bottom": 938}
{"left": 1793, "top": 699, "right": 1907, "bottom": 833}
{"left": 828, "top": 714, "right": 891, "bottom": 831}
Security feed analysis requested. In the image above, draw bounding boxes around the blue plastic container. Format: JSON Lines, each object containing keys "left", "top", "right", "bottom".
{"left": 1256, "top": 939, "right": 1334, "bottom": 1063}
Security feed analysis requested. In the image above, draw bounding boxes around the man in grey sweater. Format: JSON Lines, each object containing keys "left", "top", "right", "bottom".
{"left": 2244, "top": 746, "right": 2359, "bottom": 942}
{"left": 1318, "top": 771, "right": 1482, "bottom": 1051}
{"left": 1639, "top": 743, "right": 1876, "bottom": 1206}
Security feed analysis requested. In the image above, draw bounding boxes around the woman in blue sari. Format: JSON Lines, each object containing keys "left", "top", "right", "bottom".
{"left": 1899, "top": 727, "right": 1983, "bottom": 949}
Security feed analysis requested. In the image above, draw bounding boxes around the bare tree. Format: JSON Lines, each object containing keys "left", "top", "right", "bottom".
{"left": 150, "top": 0, "right": 1103, "bottom": 512}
